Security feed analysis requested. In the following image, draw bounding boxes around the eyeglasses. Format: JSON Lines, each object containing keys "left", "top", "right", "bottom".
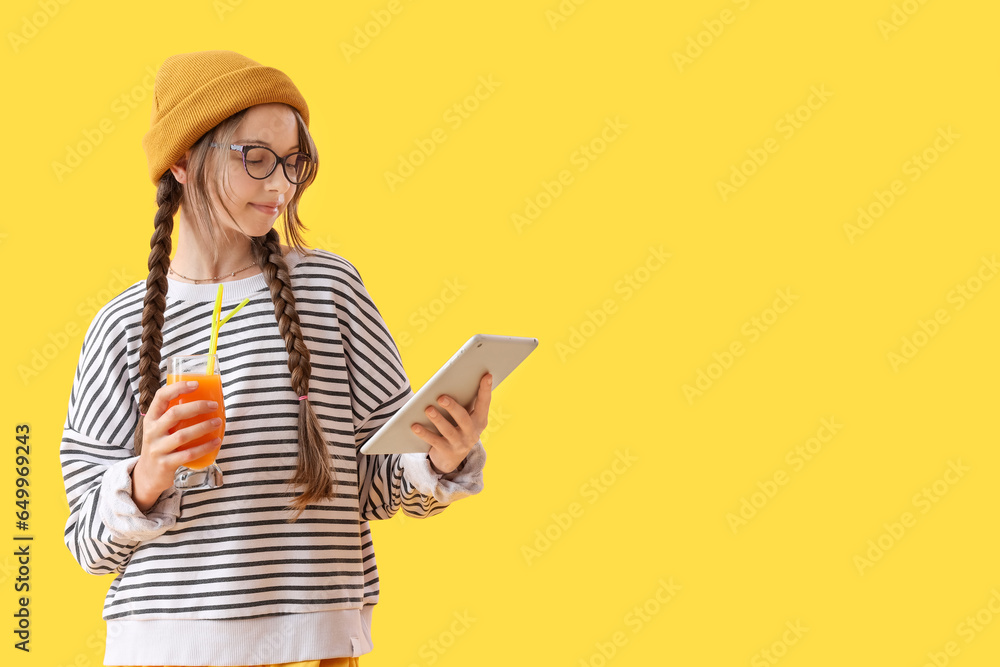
{"left": 210, "top": 142, "right": 315, "bottom": 184}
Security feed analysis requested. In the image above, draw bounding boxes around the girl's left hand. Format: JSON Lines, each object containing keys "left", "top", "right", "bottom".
{"left": 411, "top": 372, "right": 493, "bottom": 474}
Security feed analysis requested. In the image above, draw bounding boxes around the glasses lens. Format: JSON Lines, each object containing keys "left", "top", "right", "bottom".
{"left": 284, "top": 153, "right": 314, "bottom": 184}
{"left": 244, "top": 147, "right": 277, "bottom": 179}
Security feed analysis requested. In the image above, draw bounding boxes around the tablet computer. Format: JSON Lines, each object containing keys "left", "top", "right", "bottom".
{"left": 359, "top": 334, "right": 538, "bottom": 455}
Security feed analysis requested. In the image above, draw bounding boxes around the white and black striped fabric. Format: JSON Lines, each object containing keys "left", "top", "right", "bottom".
{"left": 59, "top": 248, "right": 485, "bottom": 664}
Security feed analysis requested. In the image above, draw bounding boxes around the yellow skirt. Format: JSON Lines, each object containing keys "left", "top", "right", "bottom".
{"left": 109, "top": 659, "right": 358, "bottom": 667}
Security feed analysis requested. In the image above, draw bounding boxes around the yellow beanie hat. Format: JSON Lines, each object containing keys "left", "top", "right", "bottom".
{"left": 142, "top": 50, "right": 310, "bottom": 186}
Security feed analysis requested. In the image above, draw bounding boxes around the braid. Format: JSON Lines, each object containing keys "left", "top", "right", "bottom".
{"left": 252, "top": 229, "right": 337, "bottom": 518}
{"left": 134, "top": 174, "right": 183, "bottom": 454}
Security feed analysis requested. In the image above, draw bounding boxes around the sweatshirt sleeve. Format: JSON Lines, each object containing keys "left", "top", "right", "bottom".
{"left": 337, "top": 258, "right": 486, "bottom": 521}
{"left": 60, "top": 305, "right": 182, "bottom": 575}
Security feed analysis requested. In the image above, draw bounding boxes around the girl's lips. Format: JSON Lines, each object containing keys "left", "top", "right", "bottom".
{"left": 252, "top": 203, "right": 279, "bottom": 215}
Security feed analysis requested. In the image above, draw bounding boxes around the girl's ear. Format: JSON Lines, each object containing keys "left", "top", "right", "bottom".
{"left": 168, "top": 149, "right": 191, "bottom": 184}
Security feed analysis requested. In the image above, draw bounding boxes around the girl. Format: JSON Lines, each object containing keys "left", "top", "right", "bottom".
{"left": 60, "top": 50, "right": 492, "bottom": 667}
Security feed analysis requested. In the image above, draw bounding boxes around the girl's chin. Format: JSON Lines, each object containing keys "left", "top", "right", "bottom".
{"left": 243, "top": 208, "right": 279, "bottom": 233}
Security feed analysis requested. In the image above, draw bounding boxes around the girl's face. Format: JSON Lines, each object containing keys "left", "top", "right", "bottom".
{"left": 217, "top": 103, "right": 300, "bottom": 238}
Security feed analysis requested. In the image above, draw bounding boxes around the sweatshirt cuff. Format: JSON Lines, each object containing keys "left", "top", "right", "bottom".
{"left": 399, "top": 440, "right": 486, "bottom": 504}
{"left": 99, "top": 456, "right": 182, "bottom": 543}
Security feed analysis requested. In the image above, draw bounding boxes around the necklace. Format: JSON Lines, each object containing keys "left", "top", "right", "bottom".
{"left": 168, "top": 260, "right": 258, "bottom": 284}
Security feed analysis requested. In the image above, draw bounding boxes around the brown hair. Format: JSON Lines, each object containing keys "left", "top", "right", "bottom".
{"left": 133, "top": 104, "right": 333, "bottom": 519}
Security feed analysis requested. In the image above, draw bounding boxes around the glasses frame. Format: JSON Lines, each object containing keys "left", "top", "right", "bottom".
{"left": 209, "top": 142, "right": 314, "bottom": 184}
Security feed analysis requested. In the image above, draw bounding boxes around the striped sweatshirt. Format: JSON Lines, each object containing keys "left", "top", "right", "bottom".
{"left": 59, "top": 247, "right": 486, "bottom": 666}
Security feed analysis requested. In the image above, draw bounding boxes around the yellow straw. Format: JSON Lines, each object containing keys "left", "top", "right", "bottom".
{"left": 206, "top": 284, "right": 224, "bottom": 374}
{"left": 219, "top": 297, "right": 250, "bottom": 328}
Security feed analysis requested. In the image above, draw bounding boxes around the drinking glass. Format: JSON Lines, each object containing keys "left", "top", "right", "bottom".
{"left": 166, "top": 354, "right": 225, "bottom": 489}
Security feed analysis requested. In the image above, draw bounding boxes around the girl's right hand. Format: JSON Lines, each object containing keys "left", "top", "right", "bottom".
{"left": 132, "top": 381, "right": 223, "bottom": 512}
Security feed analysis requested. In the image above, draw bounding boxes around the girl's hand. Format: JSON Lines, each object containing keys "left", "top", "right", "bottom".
{"left": 411, "top": 372, "right": 492, "bottom": 474}
{"left": 132, "top": 381, "right": 224, "bottom": 512}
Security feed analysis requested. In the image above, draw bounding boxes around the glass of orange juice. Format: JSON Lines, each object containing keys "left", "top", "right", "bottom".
{"left": 166, "top": 354, "right": 225, "bottom": 489}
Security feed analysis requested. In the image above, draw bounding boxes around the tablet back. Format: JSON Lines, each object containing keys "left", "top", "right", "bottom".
{"left": 359, "top": 334, "right": 538, "bottom": 454}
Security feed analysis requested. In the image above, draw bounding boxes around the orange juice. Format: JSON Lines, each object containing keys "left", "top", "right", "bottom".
{"left": 166, "top": 373, "right": 225, "bottom": 470}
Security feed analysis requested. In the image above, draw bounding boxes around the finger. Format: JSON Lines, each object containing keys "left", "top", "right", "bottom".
{"left": 424, "top": 405, "right": 459, "bottom": 443}
{"left": 163, "top": 399, "right": 222, "bottom": 425}
{"left": 145, "top": 386, "right": 210, "bottom": 443}
{"left": 436, "top": 394, "right": 474, "bottom": 434}
{"left": 147, "top": 380, "right": 200, "bottom": 421}
{"left": 166, "top": 437, "right": 222, "bottom": 468}
{"left": 164, "top": 417, "right": 224, "bottom": 454}
{"left": 410, "top": 422, "right": 445, "bottom": 448}
{"left": 469, "top": 373, "right": 493, "bottom": 429}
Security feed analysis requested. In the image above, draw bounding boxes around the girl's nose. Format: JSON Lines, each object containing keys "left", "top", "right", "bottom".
{"left": 263, "top": 167, "right": 293, "bottom": 192}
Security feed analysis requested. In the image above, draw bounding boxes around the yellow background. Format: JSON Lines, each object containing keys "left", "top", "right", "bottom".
{"left": 2, "top": 0, "right": 999, "bottom": 665}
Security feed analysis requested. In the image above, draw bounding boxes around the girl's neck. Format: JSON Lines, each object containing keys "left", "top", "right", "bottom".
{"left": 169, "top": 247, "right": 260, "bottom": 284}
{"left": 170, "top": 218, "right": 260, "bottom": 284}
{"left": 169, "top": 238, "right": 294, "bottom": 285}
